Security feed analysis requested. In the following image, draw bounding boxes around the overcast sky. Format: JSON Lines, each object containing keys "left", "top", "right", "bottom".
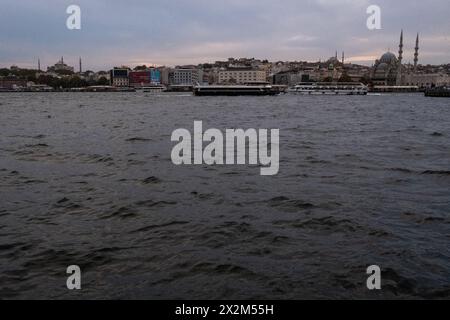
{"left": 1, "top": 0, "right": 449, "bottom": 70}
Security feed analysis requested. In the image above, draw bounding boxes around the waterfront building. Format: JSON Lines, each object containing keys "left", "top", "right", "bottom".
{"left": 170, "top": 68, "right": 203, "bottom": 85}
{"left": 128, "top": 69, "right": 161, "bottom": 88}
{"left": 273, "top": 70, "right": 313, "bottom": 86}
{"left": 110, "top": 67, "right": 130, "bottom": 87}
{"left": 158, "top": 67, "right": 170, "bottom": 86}
{"left": 403, "top": 73, "right": 450, "bottom": 88}
{"left": 0, "top": 77, "right": 27, "bottom": 90}
{"left": 150, "top": 69, "right": 161, "bottom": 84}
{"left": 218, "top": 68, "right": 267, "bottom": 84}
{"left": 129, "top": 70, "right": 151, "bottom": 87}
{"left": 199, "top": 68, "right": 219, "bottom": 85}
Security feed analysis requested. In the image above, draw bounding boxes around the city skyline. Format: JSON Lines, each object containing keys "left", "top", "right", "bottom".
{"left": 1, "top": 0, "right": 450, "bottom": 70}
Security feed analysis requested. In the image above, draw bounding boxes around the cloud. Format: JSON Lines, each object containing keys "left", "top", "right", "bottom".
{"left": 0, "top": 0, "right": 449, "bottom": 70}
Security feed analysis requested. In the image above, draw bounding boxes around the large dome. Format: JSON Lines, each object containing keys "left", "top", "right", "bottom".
{"left": 380, "top": 52, "right": 397, "bottom": 64}
{"left": 376, "top": 62, "right": 389, "bottom": 70}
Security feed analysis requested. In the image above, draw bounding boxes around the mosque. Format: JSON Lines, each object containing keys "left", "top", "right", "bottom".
{"left": 371, "top": 30, "right": 420, "bottom": 86}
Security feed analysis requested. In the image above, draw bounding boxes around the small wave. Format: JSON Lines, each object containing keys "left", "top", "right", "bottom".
{"left": 382, "top": 268, "right": 418, "bottom": 296}
{"left": 388, "top": 167, "right": 414, "bottom": 173}
{"left": 52, "top": 197, "right": 83, "bottom": 211}
{"left": 24, "top": 143, "right": 49, "bottom": 148}
{"left": 191, "top": 192, "right": 215, "bottom": 200}
{"left": 135, "top": 199, "right": 176, "bottom": 207}
{"left": 32, "top": 134, "right": 46, "bottom": 139}
{"left": 142, "top": 176, "right": 162, "bottom": 184}
{"left": 101, "top": 206, "right": 137, "bottom": 219}
{"left": 189, "top": 262, "right": 257, "bottom": 278}
{"left": 402, "top": 212, "right": 448, "bottom": 224}
{"left": 132, "top": 221, "right": 189, "bottom": 233}
{"left": 421, "top": 170, "right": 450, "bottom": 176}
{"left": 267, "top": 196, "right": 315, "bottom": 211}
{"left": 126, "top": 137, "right": 151, "bottom": 142}
{"left": 23, "top": 179, "right": 46, "bottom": 184}
{"left": 57, "top": 197, "right": 70, "bottom": 204}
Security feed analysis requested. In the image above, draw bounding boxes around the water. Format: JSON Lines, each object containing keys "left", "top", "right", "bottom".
{"left": 0, "top": 92, "right": 449, "bottom": 299}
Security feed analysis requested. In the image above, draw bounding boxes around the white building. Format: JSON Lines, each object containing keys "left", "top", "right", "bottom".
{"left": 218, "top": 69, "right": 267, "bottom": 84}
{"left": 403, "top": 73, "right": 450, "bottom": 88}
{"left": 170, "top": 68, "right": 203, "bottom": 85}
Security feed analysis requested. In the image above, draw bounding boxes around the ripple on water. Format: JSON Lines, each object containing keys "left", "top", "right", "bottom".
{"left": 1, "top": 93, "right": 450, "bottom": 299}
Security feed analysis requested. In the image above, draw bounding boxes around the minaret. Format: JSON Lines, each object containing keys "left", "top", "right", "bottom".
{"left": 398, "top": 30, "right": 403, "bottom": 62}
{"left": 414, "top": 33, "right": 419, "bottom": 73}
{"left": 396, "top": 30, "right": 404, "bottom": 85}
{"left": 342, "top": 52, "right": 345, "bottom": 65}
{"left": 38, "top": 58, "right": 41, "bottom": 71}
{"left": 61, "top": 56, "right": 64, "bottom": 64}
{"left": 79, "top": 57, "right": 82, "bottom": 73}
{"left": 335, "top": 51, "right": 338, "bottom": 60}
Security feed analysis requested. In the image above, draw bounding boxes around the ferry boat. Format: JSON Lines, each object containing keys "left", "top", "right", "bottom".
{"left": 371, "top": 85, "right": 420, "bottom": 93}
{"left": 425, "top": 86, "right": 450, "bottom": 98}
{"left": 136, "top": 85, "right": 166, "bottom": 93}
{"left": 288, "top": 82, "right": 368, "bottom": 95}
{"left": 193, "top": 84, "right": 285, "bottom": 96}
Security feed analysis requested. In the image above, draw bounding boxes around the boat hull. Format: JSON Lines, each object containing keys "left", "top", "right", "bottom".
{"left": 425, "top": 88, "right": 450, "bottom": 97}
{"left": 193, "top": 86, "right": 283, "bottom": 96}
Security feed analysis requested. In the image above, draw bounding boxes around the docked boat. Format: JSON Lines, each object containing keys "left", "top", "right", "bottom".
{"left": 193, "top": 84, "right": 285, "bottom": 96}
{"left": 136, "top": 85, "right": 166, "bottom": 93}
{"left": 288, "top": 82, "right": 368, "bottom": 95}
{"left": 371, "top": 85, "right": 420, "bottom": 93}
{"left": 425, "top": 86, "right": 450, "bottom": 98}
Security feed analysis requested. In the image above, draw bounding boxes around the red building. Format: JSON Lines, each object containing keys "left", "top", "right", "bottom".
{"left": 129, "top": 71, "right": 151, "bottom": 87}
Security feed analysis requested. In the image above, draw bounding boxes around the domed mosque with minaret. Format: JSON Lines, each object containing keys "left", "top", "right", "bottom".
{"left": 371, "top": 30, "right": 420, "bottom": 86}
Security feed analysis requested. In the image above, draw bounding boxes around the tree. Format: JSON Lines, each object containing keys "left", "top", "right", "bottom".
{"left": 97, "top": 77, "right": 109, "bottom": 86}
{"left": 68, "top": 76, "right": 86, "bottom": 88}
{"left": 134, "top": 65, "right": 148, "bottom": 71}
{"left": 55, "top": 69, "right": 74, "bottom": 76}
{"left": 0, "top": 68, "right": 9, "bottom": 77}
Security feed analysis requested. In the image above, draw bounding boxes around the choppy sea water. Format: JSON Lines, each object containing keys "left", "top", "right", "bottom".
{"left": 0, "top": 92, "right": 449, "bottom": 299}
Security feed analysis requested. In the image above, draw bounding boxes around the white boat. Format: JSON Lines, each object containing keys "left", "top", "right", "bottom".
{"left": 136, "top": 85, "right": 166, "bottom": 93}
{"left": 288, "top": 82, "right": 368, "bottom": 95}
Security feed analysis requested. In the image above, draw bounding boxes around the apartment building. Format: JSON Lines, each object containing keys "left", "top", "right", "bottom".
{"left": 218, "top": 68, "right": 267, "bottom": 84}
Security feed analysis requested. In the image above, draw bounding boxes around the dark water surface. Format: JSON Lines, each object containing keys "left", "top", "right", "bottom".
{"left": 0, "top": 92, "right": 449, "bottom": 299}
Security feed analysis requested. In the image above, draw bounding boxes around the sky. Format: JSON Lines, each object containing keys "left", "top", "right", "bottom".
{"left": 0, "top": 0, "right": 449, "bottom": 71}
